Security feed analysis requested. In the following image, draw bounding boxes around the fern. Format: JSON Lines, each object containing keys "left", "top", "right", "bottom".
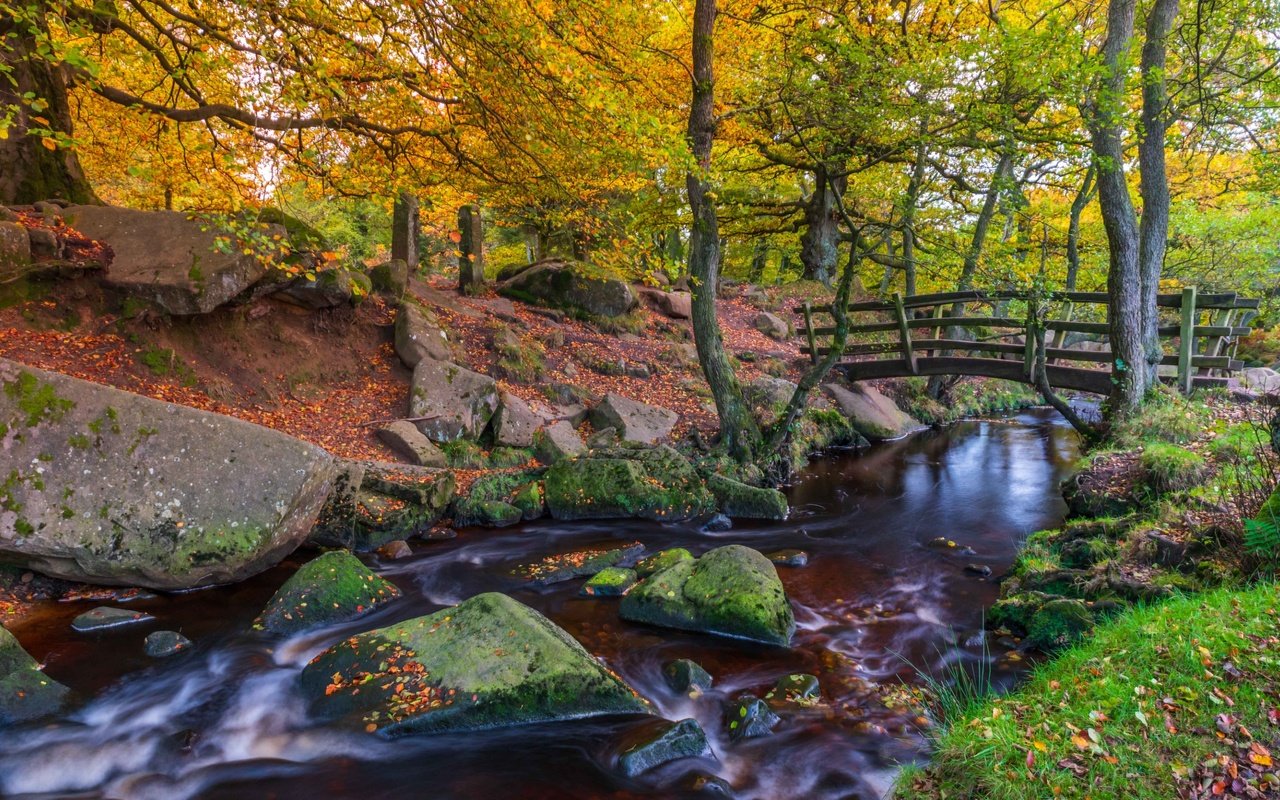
{"left": 1244, "top": 516, "right": 1280, "bottom": 557}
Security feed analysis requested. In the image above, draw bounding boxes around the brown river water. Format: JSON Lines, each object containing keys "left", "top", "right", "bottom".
{"left": 0, "top": 409, "right": 1080, "bottom": 800}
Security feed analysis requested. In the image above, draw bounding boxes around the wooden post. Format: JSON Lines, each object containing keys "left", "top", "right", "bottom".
{"left": 1022, "top": 297, "right": 1038, "bottom": 379}
{"left": 803, "top": 301, "right": 818, "bottom": 365}
{"left": 1177, "top": 286, "right": 1197, "bottom": 394}
{"left": 1052, "top": 300, "right": 1074, "bottom": 349}
{"left": 893, "top": 292, "right": 917, "bottom": 374}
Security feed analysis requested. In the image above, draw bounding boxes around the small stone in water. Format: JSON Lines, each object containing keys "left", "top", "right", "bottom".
{"left": 925, "top": 537, "right": 977, "bottom": 556}
{"left": 766, "top": 673, "right": 820, "bottom": 704}
{"left": 964, "top": 564, "right": 992, "bottom": 578}
{"left": 723, "top": 695, "right": 780, "bottom": 742}
{"left": 145, "top": 630, "right": 192, "bottom": 657}
{"left": 71, "top": 606, "right": 155, "bottom": 633}
{"left": 765, "top": 549, "right": 808, "bottom": 567}
{"left": 617, "top": 718, "right": 712, "bottom": 776}
{"left": 422, "top": 527, "right": 458, "bottom": 541}
{"left": 701, "top": 514, "right": 732, "bottom": 533}
{"left": 663, "top": 658, "right": 714, "bottom": 695}
{"left": 378, "top": 540, "right": 413, "bottom": 559}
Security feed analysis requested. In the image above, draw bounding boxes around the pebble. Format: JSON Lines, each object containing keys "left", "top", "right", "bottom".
{"left": 378, "top": 540, "right": 413, "bottom": 559}
{"left": 700, "top": 513, "right": 732, "bottom": 533}
{"left": 964, "top": 564, "right": 993, "bottom": 578}
{"left": 144, "top": 630, "right": 192, "bottom": 657}
{"left": 765, "top": 549, "right": 809, "bottom": 567}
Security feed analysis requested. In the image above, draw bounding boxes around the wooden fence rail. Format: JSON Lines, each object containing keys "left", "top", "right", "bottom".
{"left": 795, "top": 288, "right": 1260, "bottom": 396}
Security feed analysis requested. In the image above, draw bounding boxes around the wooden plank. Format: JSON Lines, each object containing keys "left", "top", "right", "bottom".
{"left": 1046, "top": 320, "right": 1110, "bottom": 335}
{"left": 797, "top": 289, "right": 1257, "bottom": 316}
{"left": 840, "top": 356, "right": 1114, "bottom": 395}
{"left": 1159, "top": 374, "right": 1230, "bottom": 390}
{"left": 1178, "top": 286, "right": 1197, "bottom": 393}
{"left": 892, "top": 292, "right": 917, "bottom": 375}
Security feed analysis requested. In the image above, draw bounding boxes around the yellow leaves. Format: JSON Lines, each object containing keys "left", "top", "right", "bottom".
{"left": 40, "top": 137, "right": 58, "bottom": 151}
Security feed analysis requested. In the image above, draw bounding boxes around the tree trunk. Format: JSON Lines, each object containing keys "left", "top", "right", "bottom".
{"left": 0, "top": 8, "right": 98, "bottom": 204}
{"left": 1087, "top": 0, "right": 1146, "bottom": 415}
{"left": 686, "top": 0, "right": 758, "bottom": 462}
{"left": 1065, "top": 164, "right": 1096, "bottom": 291}
{"left": 1137, "top": 0, "right": 1180, "bottom": 387}
{"left": 749, "top": 240, "right": 767, "bottom": 283}
{"left": 799, "top": 165, "right": 842, "bottom": 287}
{"left": 900, "top": 141, "right": 927, "bottom": 297}
{"left": 457, "top": 204, "right": 486, "bottom": 292}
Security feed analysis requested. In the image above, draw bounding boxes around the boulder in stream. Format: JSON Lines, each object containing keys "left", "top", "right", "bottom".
{"left": 581, "top": 567, "right": 638, "bottom": 597}
{"left": 620, "top": 545, "right": 795, "bottom": 647}
{"left": 71, "top": 606, "right": 154, "bottom": 632}
{"left": 301, "top": 592, "right": 649, "bottom": 735}
{"left": 0, "top": 359, "right": 337, "bottom": 589}
{"left": 616, "top": 718, "right": 713, "bottom": 777}
{"left": 662, "top": 658, "right": 713, "bottom": 695}
{"left": 0, "top": 626, "right": 68, "bottom": 725}
{"left": 144, "top": 630, "right": 192, "bottom": 657}
{"left": 823, "top": 382, "right": 922, "bottom": 441}
{"left": 724, "top": 695, "right": 780, "bottom": 741}
{"left": 704, "top": 474, "right": 788, "bottom": 521}
{"left": 255, "top": 551, "right": 400, "bottom": 636}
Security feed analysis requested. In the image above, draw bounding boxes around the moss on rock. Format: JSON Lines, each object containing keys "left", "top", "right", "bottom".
{"left": 705, "top": 474, "right": 788, "bottom": 520}
{"left": 620, "top": 545, "right": 795, "bottom": 646}
{"left": 300, "top": 591, "right": 649, "bottom": 735}
{"left": 581, "top": 566, "right": 638, "bottom": 597}
{"left": 0, "top": 626, "right": 68, "bottom": 725}
{"left": 544, "top": 445, "right": 714, "bottom": 522}
{"left": 635, "top": 548, "right": 694, "bottom": 577}
{"left": 255, "top": 550, "right": 400, "bottom": 636}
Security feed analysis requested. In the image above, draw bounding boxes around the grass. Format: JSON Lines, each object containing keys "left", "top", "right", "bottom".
{"left": 1139, "top": 442, "right": 1206, "bottom": 495}
{"left": 137, "top": 346, "right": 198, "bottom": 386}
{"left": 899, "top": 582, "right": 1280, "bottom": 799}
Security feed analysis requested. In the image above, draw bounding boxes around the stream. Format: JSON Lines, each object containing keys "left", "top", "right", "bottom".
{"left": 0, "top": 408, "right": 1080, "bottom": 800}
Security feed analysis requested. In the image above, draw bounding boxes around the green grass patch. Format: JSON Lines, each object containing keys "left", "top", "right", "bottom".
{"left": 137, "top": 347, "right": 197, "bottom": 386}
{"left": 1139, "top": 442, "right": 1206, "bottom": 495}
{"left": 898, "top": 582, "right": 1280, "bottom": 800}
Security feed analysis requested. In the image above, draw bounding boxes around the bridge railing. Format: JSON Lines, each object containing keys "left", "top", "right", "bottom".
{"left": 795, "top": 288, "right": 1259, "bottom": 395}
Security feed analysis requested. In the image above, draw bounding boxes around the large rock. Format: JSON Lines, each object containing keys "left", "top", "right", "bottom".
{"left": 310, "top": 460, "right": 456, "bottom": 552}
{"left": 753, "top": 312, "right": 790, "bottom": 341}
{"left": 544, "top": 446, "right": 714, "bottom": 522}
{"left": 534, "top": 420, "right": 586, "bottom": 463}
{"left": 498, "top": 259, "right": 637, "bottom": 318}
{"left": 617, "top": 718, "right": 712, "bottom": 776}
{"left": 275, "top": 268, "right": 366, "bottom": 310}
{"left": 705, "top": 474, "right": 788, "bottom": 520}
{"left": 0, "top": 222, "right": 31, "bottom": 281}
{"left": 62, "top": 205, "right": 281, "bottom": 315}
{"left": 0, "top": 626, "right": 68, "bottom": 725}
{"left": 823, "top": 383, "right": 922, "bottom": 441}
{"left": 637, "top": 287, "right": 691, "bottom": 320}
{"left": 620, "top": 545, "right": 795, "bottom": 646}
{"left": 300, "top": 592, "right": 649, "bottom": 735}
{"left": 1242, "top": 367, "right": 1280, "bottom": 394}
{"left": 492, "top": 392, "right": 540, "bottom": 448}
{"left": 394, "top": 302, "right": 453, "bottom": 369}
{"left": 0, "top": 360, "right": 336, "bottom": 589}
{"left": 589, "top": 393, "right": 678, "bottom": 445}
{"left": 408, "top": 359, "right": 499, "bottom": 442}
{"left": 376, "top": 420, "right": 447, "bottom": 467}
{"left": 255, "top": 550, "right": 400, "bottom": 636}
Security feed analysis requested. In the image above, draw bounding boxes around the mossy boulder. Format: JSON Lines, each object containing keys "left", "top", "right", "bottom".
{"left": 0, "top": 360, "right": 337, "bottom": 589}
{"left": 311, "top": 461, "right": 456, "bottom": 551}
{"left": 705, "top": 474, "right": 788, "bottom": 520}
{"left": 620, "top": 545, "right": 795, "bottom": 646}
{"left": 300, "top": 592, "right": 649, "bottom": 736}
{"left": 544, "top": 445, "right": 714, "bottom": 522}
{"left": 497, "top": 259, "right": 637, "bottom": 318}
{"left": 0, "top": 626, "right": 68, "bottom": 725}
{"left": 724, "top": 695, "right": 780, "bottom": 741}
{"left": 451, "top": 471, "right": 541, "bottom": 528}
{"left": 635, "top": 548, "right": 694, "bottom": 577}
{"left": 662, "top": 658, "right": 713, "bottom": 694}
{"left": 581, "top": 567, "right": 638, "bottom": 597}
{"left": 255, "top": 551, "right": 400, "bottom": 636}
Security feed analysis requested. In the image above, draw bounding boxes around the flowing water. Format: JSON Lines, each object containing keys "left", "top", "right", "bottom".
{"left": 1, "top": 409, "right": 1080, "bottom": 800}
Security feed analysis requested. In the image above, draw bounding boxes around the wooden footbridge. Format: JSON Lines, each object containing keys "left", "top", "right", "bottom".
{"left": 796, "top": 288, "right": 1259, "bottom": 395}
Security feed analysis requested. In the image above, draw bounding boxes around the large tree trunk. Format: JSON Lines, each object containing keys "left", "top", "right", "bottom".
{"left": 1137, "top": 0, "right": 1180, "bottom": 388}
{"left": 687, "top": 0, "right": 758, "bottom": 462}
{"left": 0, "top": 8, "right": 98, "bottom": 205}
{"left": 799, "top": 165, "right": 843, "bottom": 286}
{"left": 1065, "top": 164, "right": 1096, "bottom": 291}
{"left": 1088, "top": 0, "right": 1146, "bottom": 416}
